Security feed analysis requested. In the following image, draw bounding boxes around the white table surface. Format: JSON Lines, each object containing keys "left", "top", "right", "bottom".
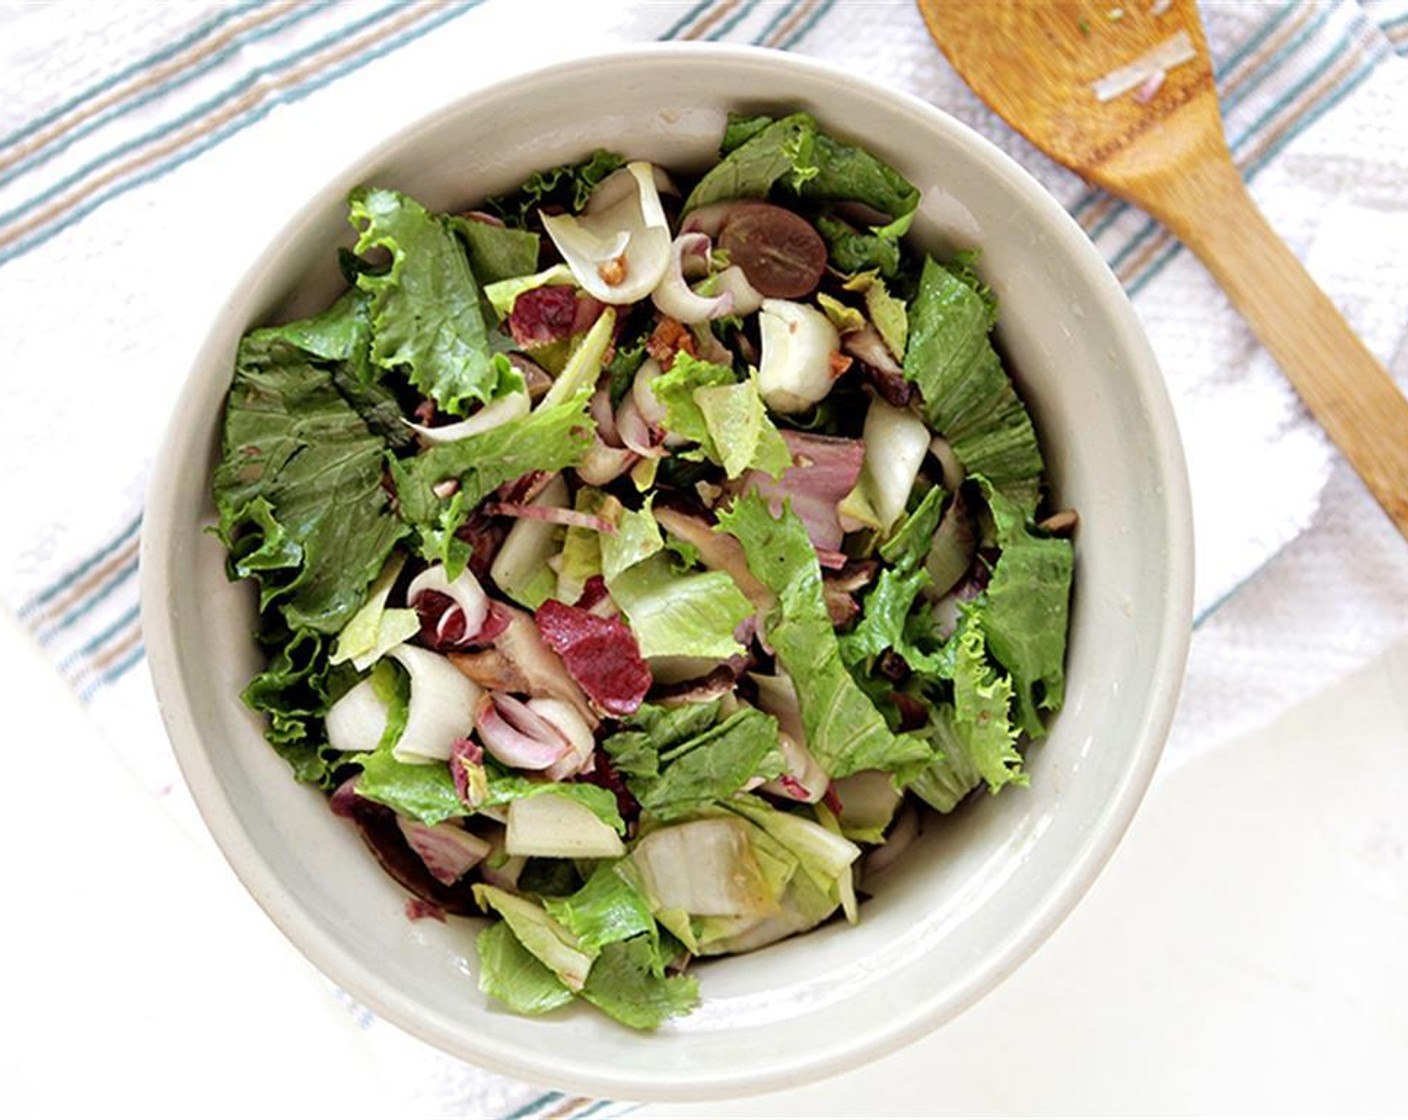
{"left": 3, "top": 603, "right": 1406, "bottom": 1118}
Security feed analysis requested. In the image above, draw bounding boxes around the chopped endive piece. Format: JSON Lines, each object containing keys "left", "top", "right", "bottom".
{"left": 387, "top": 644, "right": 481, "bottom": 763}
{"left": 506, "top": 792, "right": 627, "bottom": 859}
{"left": 861, "top": 396, "right": 931, "bottom": 534}
{"left": 607, "top": 554, "right": 753, "bottom": 660}
{"left": 490, "top": 473, "right": 570, "bottom": 609}
{"left": 329, "top": 554, "right": 417, "bottom": 671}
{"left": 631, "top": 818, "right": 777, "bottom": 918}
{"left": 324, "top": 675, "right": 391, "bottom": 756}
{"left": 541, "top": 162, "right": 671, "bottom": 304}
{"left": 756, "top": 298, "right": 841, "bottom": 413}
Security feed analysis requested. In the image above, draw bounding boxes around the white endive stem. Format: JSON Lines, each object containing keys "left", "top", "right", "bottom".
{"left": 541, "top": 161, "right": 671, "bottom": 304}
{"left": 388, "top": 644, "right": 482, "bottom": 763}
{"left": 756, "top": 298, "right": 841, "bottom": 413}
{"left": 406, "top": 390, "right": 530, "bottom": 444}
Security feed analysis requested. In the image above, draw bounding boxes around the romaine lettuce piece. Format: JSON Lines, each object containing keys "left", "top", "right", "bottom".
{"left": 715, "top": 495, "right": 933, "bottom": 779}
{"left": 633, "top": 708, "right": 785, "bottom": 821}
{"left": 580, "top": 935, "right": 699, "bottom": 1030}
{"left": 651, "top": 352, "right": 736, "bottom": 447}
{"left": 355, "top": 748, "right": 465, "bottom": 826}
{"left": 389, "top": 387, "right": 596, "bottom": 578}
{"left": 599, "top": 496, "right": 664, "bottom": 584}
{"left": 475, "top": 921, "right": 574, "bottom": 1016}
{"left": 694, "top": 377, "right": 792, "bottom": 480}
{"left": 601, "top": 701, "right": 724, "bottom": 783}
{"left": 904, "top": 256, "right": 1044, "bottom": 514}
{"left": 907, "top": 703, "right": 983, "bottom": 814}
{"left": 683, "top": 112, "right": 919, "bottom": 236}
{"left": 447, "top": 215, "right": 541, "bottom": 285}
{"left": 473, "top": 885, "right": 594, "bottom": 992}
{"left": 248, "top": 286, "right": 372, "bottom": 373}
{"left": 543, "top": 862, "right": 657, "bottom": 955}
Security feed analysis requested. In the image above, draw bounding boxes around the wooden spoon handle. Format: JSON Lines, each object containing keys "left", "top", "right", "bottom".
{"left": 1151, "top": 156, "right": 1408, "bottom": 539}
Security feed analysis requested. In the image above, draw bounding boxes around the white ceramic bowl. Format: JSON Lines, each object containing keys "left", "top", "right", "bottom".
{"left": 142, "top": 44, "right": 1193, "bottom": 1101}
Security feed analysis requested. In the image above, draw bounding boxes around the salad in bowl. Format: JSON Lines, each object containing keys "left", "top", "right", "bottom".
{"left": 210, "top": 110, "right": 1074, "bottom": 1030}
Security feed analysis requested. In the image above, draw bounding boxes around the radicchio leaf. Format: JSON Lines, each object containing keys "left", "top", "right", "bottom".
{"left": 535, "top": 599, "right": 652, "bottom": 716}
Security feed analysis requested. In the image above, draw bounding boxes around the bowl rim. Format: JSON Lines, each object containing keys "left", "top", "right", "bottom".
{"left": 140, "top": 40, "right": 1194, "bottom": 1102}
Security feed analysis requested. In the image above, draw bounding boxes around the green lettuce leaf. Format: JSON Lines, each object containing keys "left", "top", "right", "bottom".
{"left": 903, "top": 256, "right": 1044, "bottom": 514}
{"left": 837, "top": 564, "right": 944, "bottom": 678}
{"left": 351, "top": 747, "right": 625, "bottom": 831}
{"left": 907, "top": 703, "right": 984, "bottom": 813}
{"left": 473, "top": 885, "right": 594, "bottom": 992}
{"left": 447, "top": 216, "right": 541, "bottom": 284}
{"left": 241, "top": 622, "right": 355, "bottom": 785}
{"left": 974, "top": 477, "right": 1074, "bottom": 737}
{"left": 390, "top": 389, "right": 596, "bottom": 577}
{"left": 349, "top": 187, "right": 516, "bottom": 417}
{"left": 543, "top": 862, "right": 657, "bottom": 955}
{"left": 684, "top": 112, "right": 919, "bottom": 235}
{"left": 694, "top": 378, "right": 792, "bottom": 480}
{"left": 354, "top": 749, "right": 464, "bottom": 825}
{"left": 715, "top": 494, "right": 933, "bottom": 779}
{"left": 213, "top": 333, "right": 406, "bottom": 634}
{"left": 842, "top": 485, "right": 952, "bottom": 681}
{"left": 475, "top": 920, "right": 574, "bottom": 1015}
{"left": 635, "top": 708, "right": 785, "bottom": 821}
{"left": 249, "top": 287, "right": 373, "bottom": 373}
{"left": 949, "top": 613, "right": 1026, "bottom": 792}
{"left": 599, "top": 497, "right": 664, "bottom": 584}
{"left": 601, "top": 701, "right": 724, "bottom": 782}
{"left": 368, "top": 658, "right": 411, "bottom": 753}
{"left": 878, "top": 484, "right": 947, "bottom": 568}
{"left": 721, "top": 112, "right": 774, "bottom": 153}
{"left": 651, "top": 352, "right": 736, "bottom": 447}
{"left": 484, "top": 149, "right": 627, "bottom": 229}
{"left": 580, "top": 935, "right": 699, "bottom": 1030}
{"left": 816, "top": 215, "right": 902, "bottom": 278}
{"left": 607, "top": 554, "right": 753, "bottom": 660}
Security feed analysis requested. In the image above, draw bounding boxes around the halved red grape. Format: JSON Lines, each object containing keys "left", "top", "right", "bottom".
{"left": 718, "top": 202, "right": 827, "bottom": 299}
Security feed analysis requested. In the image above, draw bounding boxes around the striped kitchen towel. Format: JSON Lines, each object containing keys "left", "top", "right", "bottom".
{"left": 2, "top": 1, "right": 1408, "bottom": 1116}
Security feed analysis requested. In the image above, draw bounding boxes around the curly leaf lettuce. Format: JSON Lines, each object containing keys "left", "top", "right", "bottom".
{"left": 973, "top": 477, "right": 1075, "bottom": 737}
{"left": 213, "top": 334, "right": 406, "bottom": 635}
{"left": 349, "top": 187, "right": 519, "bottom": 417}
{"left": 684, "top": 112, "right": 919, "bottom": 239}
{"left": 716, "top": 494, "right": 933, "bottom": 779}
{"left": 904, "top": 256, "right": 1044, "bottom": 514}
{"left": 484, "top": 149, "right": 626, "bottom": 229}
{"left": 390, "top": 390, "right": 596, "bottom": 577}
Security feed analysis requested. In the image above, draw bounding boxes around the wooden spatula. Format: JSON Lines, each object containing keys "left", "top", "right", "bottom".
{"left": 918, "top": 0, "right": 1408, "bottom": 540}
